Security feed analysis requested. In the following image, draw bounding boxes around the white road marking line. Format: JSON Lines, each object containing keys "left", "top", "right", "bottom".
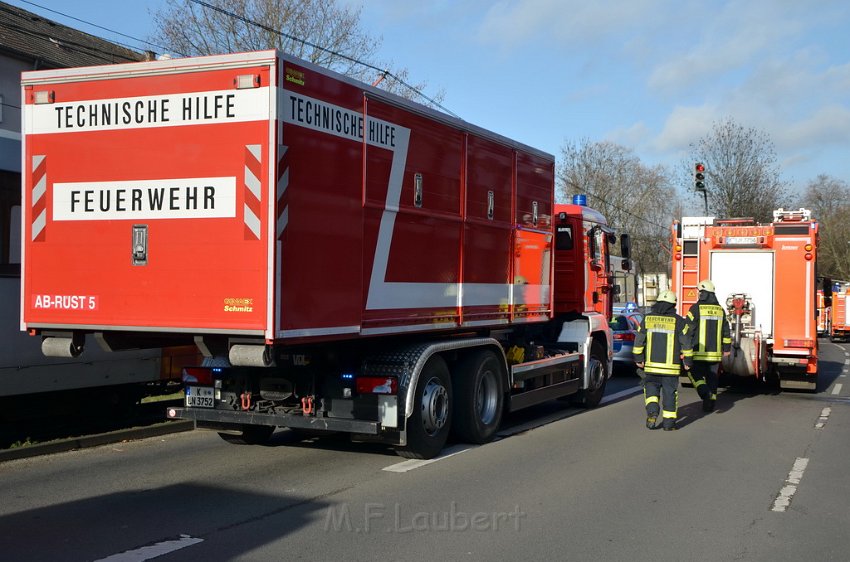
{"left": 94, "top": 535, "right": 203, "bottom": 561}
{"left": 383, "top": 384, "right": 641, "bottom": 473}
{"left": 383, "top": 444, "right": 476, "bottom": 473}
{"left": 601, "top": 387, "right": 643, "bottom": 404}
{"left": 815, "top": 407, "right": 831, "bottom": 429}
{"left": 771, "top": 457, "right": 809, "bottom": 512}
{"left": 498, "top": 386, "right": 643, "bottom": 438}
{"left": 832, "top": 383, "right": 843, "bottom": 395}
{"left": 845, "top": 359, "right": 850, "bottom": 365}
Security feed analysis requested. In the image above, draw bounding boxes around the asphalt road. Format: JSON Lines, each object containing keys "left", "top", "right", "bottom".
{"left": 1, "top": 341, "right": 848, "bottom": 561}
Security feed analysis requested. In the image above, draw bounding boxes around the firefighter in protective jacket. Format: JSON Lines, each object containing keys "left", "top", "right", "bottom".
{"left": 685, "top": 279, "right": 732, "bottom": 412}
{"left": 633, "top": 290, "right": 694, "bottom": 430}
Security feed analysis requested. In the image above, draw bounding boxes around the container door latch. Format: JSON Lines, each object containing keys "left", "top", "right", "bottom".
{"left": 132, "top": 224, "right": 148, "bottom": 266}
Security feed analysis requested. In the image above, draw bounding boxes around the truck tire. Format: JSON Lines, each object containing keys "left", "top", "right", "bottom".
{"left": 397, "top": 356, "right": 452, "bottom": 460}
{"left": 451, "top": 349, "right": 504, "bottom": 444}
{"left": 218, "top": 424, "right": 275, "bottom": 445}
{"left": 572, "top": 341, "right": 607, "bottom": 408}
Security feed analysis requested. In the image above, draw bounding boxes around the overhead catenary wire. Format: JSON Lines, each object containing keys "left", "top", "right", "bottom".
{"left": 13, "top": 1, "right": 669, "bottom": 238}
{"left": 574, "top": 188, "right": 670, "bottom": 233}
{"left": 186, "top": 0, "right": 458, "bottom": 118}
{"left": 16, "top": 0, "right": 186, "bottom": 57}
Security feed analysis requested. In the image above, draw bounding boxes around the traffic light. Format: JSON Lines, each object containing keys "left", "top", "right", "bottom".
{"left": 694, "top": 163, "right": 706, "bottom": 192}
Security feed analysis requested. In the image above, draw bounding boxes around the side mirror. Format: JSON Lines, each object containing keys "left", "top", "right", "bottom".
{"left": 620, "top": 233, "right": 631, "bottom": 260}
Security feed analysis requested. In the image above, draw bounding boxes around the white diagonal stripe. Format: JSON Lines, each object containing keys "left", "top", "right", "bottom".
{"left": 246, "top": 144, "right": 261, "bottom": 162}
{"left": 244, "top": 203, "right": 261, "bottom": 239}
{"left": 32, "top": 154, "right": 45, "bottom": 171}
{"left": 33, "top": 173, "right": 47, "bottom": 205}
{"left": 276, "top": 205, "right": 288, "bottom": 239}
{"left": 244, "top": 165, "right": 261, "bottom": 200}
{"left": 32, "top": 209, "right": 46, "bottom": 240}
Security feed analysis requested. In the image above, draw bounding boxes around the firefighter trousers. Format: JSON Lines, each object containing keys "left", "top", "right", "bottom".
{"left": 689, "top": 361, "right": 720, "bottom": 401}
{"left": 644, "top": 374, "right": 678, "bottom": 428}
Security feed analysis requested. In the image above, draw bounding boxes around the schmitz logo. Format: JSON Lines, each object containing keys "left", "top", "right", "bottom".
{"left": 52, "top": 177, "right": 237, "bottom": 221}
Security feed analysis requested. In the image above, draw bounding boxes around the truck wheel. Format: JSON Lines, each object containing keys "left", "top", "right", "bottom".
{"left": 397, "top": 356, "right": 452, "bottom": 460}
{"left": 572, "top": 341, "right": 607, "bottom": 408}
{"left": 452, "top": 350, "right": 504, "bottom": 444}
{"left": 218, "top": 424, "right": 275, "bottom": 445}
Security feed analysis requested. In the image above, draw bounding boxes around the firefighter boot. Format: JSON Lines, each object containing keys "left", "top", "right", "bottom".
{"left": 662, "top": 419, "right": 677, "bottom": 431}
{"left": 646, "top": 415, "right": 657, "bottom": 430}
{"left": 703, "top": 395, "right": 716, "bottom": 412}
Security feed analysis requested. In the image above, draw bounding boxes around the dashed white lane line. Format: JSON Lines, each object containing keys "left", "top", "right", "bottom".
{"left": 383, "top": 444, "right": 476, "bottom": 473}
{"left": 94, "top": 535, "right": 203, "bottom": 561}
{"left": 815, "top": 407, "right": 832, "bottom": 429}
{"left": 772, "top": 457, "right": 809, "bottom": 512}
{"left": 832, "top": 383, "right": 843, "bottom": 395}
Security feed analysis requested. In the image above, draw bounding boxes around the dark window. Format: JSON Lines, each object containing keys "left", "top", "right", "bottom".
{"left": 774, "top": 225, "right": 810, "bottom": 235}
{"left": 610, "top": 316, "right": 630, "bottom": 331}
{"left": 556, "top": 225, "right": 573, "bottom": 250}
{"left": 0, "top": 170, "right": 21, "bottom": 277}
{"left": 683, "top": 240, "right": 698, "bottom": 256}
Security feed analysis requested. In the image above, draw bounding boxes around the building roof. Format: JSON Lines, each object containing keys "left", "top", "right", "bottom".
{"left": 0, "top": 1, "right": 145, "bottom": 69}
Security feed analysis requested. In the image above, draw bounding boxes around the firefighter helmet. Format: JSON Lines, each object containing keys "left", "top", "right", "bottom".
{"left": 657, "top": 290, "right": 677, "bottom": 304}
{"left": 697, "top": 279, "right": 716, "bottom": 293}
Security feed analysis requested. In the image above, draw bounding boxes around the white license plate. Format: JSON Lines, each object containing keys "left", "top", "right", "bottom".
{"left": 186, "top": 386, "right": 215, "bottom": 408}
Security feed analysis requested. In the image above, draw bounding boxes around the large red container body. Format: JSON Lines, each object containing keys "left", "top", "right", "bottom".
{"left": 21, "top": 51, "right": 554, "bottom": 345}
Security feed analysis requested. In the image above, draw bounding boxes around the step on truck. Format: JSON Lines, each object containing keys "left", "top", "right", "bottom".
{"left": 21, "top": 50, "right": 630, "bottom": 458}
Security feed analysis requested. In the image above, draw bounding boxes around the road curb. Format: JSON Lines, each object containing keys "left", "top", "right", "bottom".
{"left": 0, "top": 420, "right": 195, "bottom": 463}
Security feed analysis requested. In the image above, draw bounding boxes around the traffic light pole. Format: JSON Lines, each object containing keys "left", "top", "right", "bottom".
{"left": 694, "top": 162, "right": 708, "bottom": 215}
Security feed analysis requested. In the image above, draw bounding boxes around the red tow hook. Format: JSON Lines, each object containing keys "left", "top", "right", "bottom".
{"left": 301, "top": 396, "right": 315, "bottom": 415}
{"left": 240, "top": 392, "right": 252, "bottom": 411}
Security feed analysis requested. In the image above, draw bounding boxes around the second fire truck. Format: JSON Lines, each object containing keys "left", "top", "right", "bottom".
{"left": 672, "top": 209, "right": 820, "bottom": 390}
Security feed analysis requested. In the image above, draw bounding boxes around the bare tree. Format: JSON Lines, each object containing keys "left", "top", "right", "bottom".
{"left": 150, "top": 0, "right": 443, "bottom": 104}
{"left": 800, "top": 174, "right": 850, "bottom": 281}
{"left": 687, "top": 117, "right": 788, "bottom": 222}
{"left": 558, "top": 139, "right": 680, "bottom": 274}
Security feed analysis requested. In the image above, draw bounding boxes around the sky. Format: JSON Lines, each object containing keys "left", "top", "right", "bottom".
{"left": 13, "top": 0, "right": 850, "bottom": 201}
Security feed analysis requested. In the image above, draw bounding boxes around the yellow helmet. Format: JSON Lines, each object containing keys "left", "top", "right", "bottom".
{"left": 697, "top": 279, "right": 716, "bottom": 292}
{"left": 657, "top": 290, "right": 677, "bottom": 304}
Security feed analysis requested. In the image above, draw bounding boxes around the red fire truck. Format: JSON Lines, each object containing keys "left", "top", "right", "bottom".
{"left": 829, "top": 282, "right": 850, "bottom": 341}
{"left": 21, "top": 50, "right": 628, "bottom": 459}
{"left": 671, "top": 209, "right": 820, "bottom": 390}
{"left": 816, "top": 288, "right": 829, "bottom": 335}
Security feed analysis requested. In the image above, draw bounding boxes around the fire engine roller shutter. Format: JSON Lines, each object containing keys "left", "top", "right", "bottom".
{"left": 710, "top": 252, "right": 775, "bottom": 338}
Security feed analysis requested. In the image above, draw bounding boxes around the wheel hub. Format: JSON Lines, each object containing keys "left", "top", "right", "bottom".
{"left": 420, "top": 377, "right": 448, "bottom": 435}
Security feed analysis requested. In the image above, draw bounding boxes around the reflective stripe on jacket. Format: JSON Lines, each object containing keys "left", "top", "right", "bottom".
{"left": 686, "top": 302, "right": 732, "bottom": 362}
{"left": 634, "top": 310, "right": 693, "bottom": 376}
